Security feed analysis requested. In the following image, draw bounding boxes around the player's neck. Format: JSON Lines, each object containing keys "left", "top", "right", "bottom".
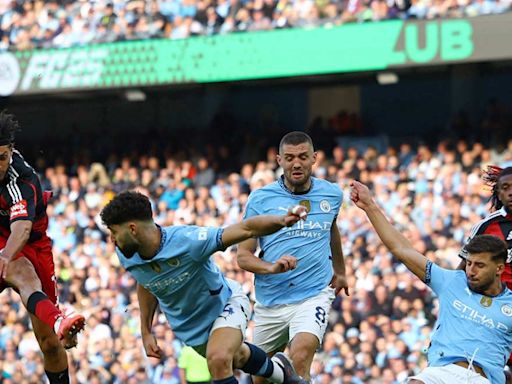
{"left": 283, "top": 178, "right": 312, "bottom": 194}
{"left": 138, "top": 224, "right": 162, "bottom": 260}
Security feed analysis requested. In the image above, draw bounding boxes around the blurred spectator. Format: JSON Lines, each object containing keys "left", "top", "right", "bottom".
{"left": 0, "top": 0, "right": 510, "bottom": 51}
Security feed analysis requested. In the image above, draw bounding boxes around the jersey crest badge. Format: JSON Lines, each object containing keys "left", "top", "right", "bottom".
{"left": 480, "top": 296, "right": 492, "bottom": 308}
{"left": 320, "top": 200, "right": 331, "bottom": 213}
{"left": 502, "top": 304, "right": 512, "bottom": 317}
{"left": 299, "top": 200, "right": 311, "bottom": 213}
{"left": 167, "top": 258, "right": 180, "bottom": 267}
{"left": 150, "top": 262, "right": 162, "bottom": 273}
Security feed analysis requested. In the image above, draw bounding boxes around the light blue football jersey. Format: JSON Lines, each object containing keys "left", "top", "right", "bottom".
{"left": 116, "top": 225, "right": 231, "bottom": 347}
{"left": 243, "top": 176, "right": 343, "bottom": 306}
{"left": 426, "top": 261, "right": 512, "bottom": 384}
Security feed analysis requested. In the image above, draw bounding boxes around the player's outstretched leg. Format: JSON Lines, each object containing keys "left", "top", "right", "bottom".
{"left": 6, "top": 256, "right": 85, "bottom": 349}
{"left": 235, "top": 342, "right": 308, "bottom": 384}
{"left": 288, "top": 332, "right": 320, "bottom": 380}
{"left": 207, "top": 327, "right": 308, "bottom": 384}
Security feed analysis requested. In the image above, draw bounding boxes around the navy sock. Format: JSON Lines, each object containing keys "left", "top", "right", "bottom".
{"left": 213, "top": 376, "right": 238, "bottom": 384}
{"left": 241, "top": 342, "right": 274, "bottom": 378}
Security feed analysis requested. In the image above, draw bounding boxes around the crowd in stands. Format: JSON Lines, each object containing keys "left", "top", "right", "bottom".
{"left": 0, "top": 132, "right": 511, "bottom": 383}
{"left": 1, "top": 0, "right": 511, "bottom": 51}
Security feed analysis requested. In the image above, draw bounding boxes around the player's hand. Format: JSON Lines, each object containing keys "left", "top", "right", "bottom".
{"left": 330, "top": 274, "right": 349, "bottom": 296}
{"left": 284, "top": 205, "right": 308, "bottom": 226}
{"left": 350, "top": 180, "right": 375, "bottom": 210}
{"left": 268, "top": 255, "right": 297, "bottom": 274}
{"left": 142, "top": 333, "right": 162, "bottom": 359}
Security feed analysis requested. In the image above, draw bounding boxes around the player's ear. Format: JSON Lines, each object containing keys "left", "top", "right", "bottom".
{"left": 128, "top": 222, "right": 137, "bottom": 236}
{"left": 496, "top": 262, "right": 505, "bottom": 276}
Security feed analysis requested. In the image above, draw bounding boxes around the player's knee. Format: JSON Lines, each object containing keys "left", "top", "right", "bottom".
{"left": 207, "top": 349, "right": 234, "bottom": 373}
{"left": 232, "top": 346, "right": 249, "bottom": 369}
{"left": 38, "top": 333, "right": 62, "bottom": 357}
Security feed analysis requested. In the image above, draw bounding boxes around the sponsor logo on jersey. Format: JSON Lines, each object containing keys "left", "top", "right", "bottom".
{"left": 284, "top": 220, "right": 332, "bottom": 238}
{"left": 145, "top": 272, "right": 191, "bottom": 294}
{"left": 453, "top": 300, "right": 509, "bottom": 332}
{"left": 10, "top": 200, "right": 28, "bottom": 219}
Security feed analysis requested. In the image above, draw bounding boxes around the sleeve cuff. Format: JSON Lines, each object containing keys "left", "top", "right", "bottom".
{"left": 425, "top": 260, "right": 433, "bottom": 284}
{"left": 217, "top": 228, "right": 226, "bottom": 251}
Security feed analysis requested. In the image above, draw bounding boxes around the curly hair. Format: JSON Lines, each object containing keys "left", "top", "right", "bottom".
{"left": 0, "top": 109, "right": 19, "bottom": 145}
{"left": 100, "top": 191, "right": 153, "bottom": 226}
{"left": 482, "top": 165, "right": 512, "bottom": 210}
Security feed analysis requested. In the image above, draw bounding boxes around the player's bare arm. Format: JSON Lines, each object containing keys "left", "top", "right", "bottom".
{"left": 350, "top": 181, "right": 428, "bottom": 281}
{"left": 222, "top": 206, "right": 307, "bottom": 248}
{"left": 137, "top": 283, "right": 162, "bottom": 359}
{"left": 0, "top": 219, "right": 32, "bottom": 279}
{"left": 237, "top": 238, "right": 298, "bottom": 275}
{"left": 235, "top": 207, "right": 307, "bottom": 274}
{"left": 329, "top": 220, "right": 349, "bottom": 295}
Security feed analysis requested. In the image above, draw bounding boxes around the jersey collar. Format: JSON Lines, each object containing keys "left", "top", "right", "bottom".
{"left": 278, "top": 175, "right": 313, "bottom": 195}
{"left": 156, "top": 224, "right": 167, "bottom": 255}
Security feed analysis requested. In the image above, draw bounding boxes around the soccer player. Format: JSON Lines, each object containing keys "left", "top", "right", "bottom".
{"left": 237, "top": 131, "right": 348, "bottom": 380}
{"left": 0, "top": 110, "right": 85, "bottom": 384}
{"left": 458, "top": 166, "right": 512, "bottom": 380}
{"left": 351, "top": 180, "right": 512, "bottom": 384}
{"left": 100, "top": 191, "right": 309, "bottom": 384}
{"left": 458, "top": 166, "right": 512, "bottom": 285}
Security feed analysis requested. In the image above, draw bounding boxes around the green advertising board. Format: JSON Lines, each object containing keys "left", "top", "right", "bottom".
{"left": 1, "top": 14, "right": 511, "bottom": 96}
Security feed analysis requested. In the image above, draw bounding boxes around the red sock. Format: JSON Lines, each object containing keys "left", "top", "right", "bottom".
{"left": 27, "top": 291, "right": 62, "bottom": 328}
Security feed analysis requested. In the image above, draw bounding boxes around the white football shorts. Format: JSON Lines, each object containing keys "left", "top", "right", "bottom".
{"left": 405, "top": 364, "right": 490, "bottom": 384}
{"left": 252, "top": 286, "right": 335, "bottom": 353}
{"left": 210, "top": 279, "right": 251, "bottom": 337}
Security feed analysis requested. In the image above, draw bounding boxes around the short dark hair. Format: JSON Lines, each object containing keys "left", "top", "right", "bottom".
{"left": 0, "top": 110, "right": 19, "bottom": 146}
{"left": 100, "top": 191, "right": 153, "bottom": 226}
{"left": 482, "top": 166, "right": 512, "bottom": 210}
{"left": 465, "top": 234, "right": 508, "bottom": 264}
{"left": 279, "top": 131, "right": 314, "bottom": 153}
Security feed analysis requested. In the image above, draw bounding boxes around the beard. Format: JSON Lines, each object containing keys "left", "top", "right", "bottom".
{"left": 285, "top": 169, "right": 311, "bottom": 187}
{"left": 118, "top": 243, "right": 139, "bottom": 258}
{"left": 468, "top": 277, "right": 493, "bottom": 294}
